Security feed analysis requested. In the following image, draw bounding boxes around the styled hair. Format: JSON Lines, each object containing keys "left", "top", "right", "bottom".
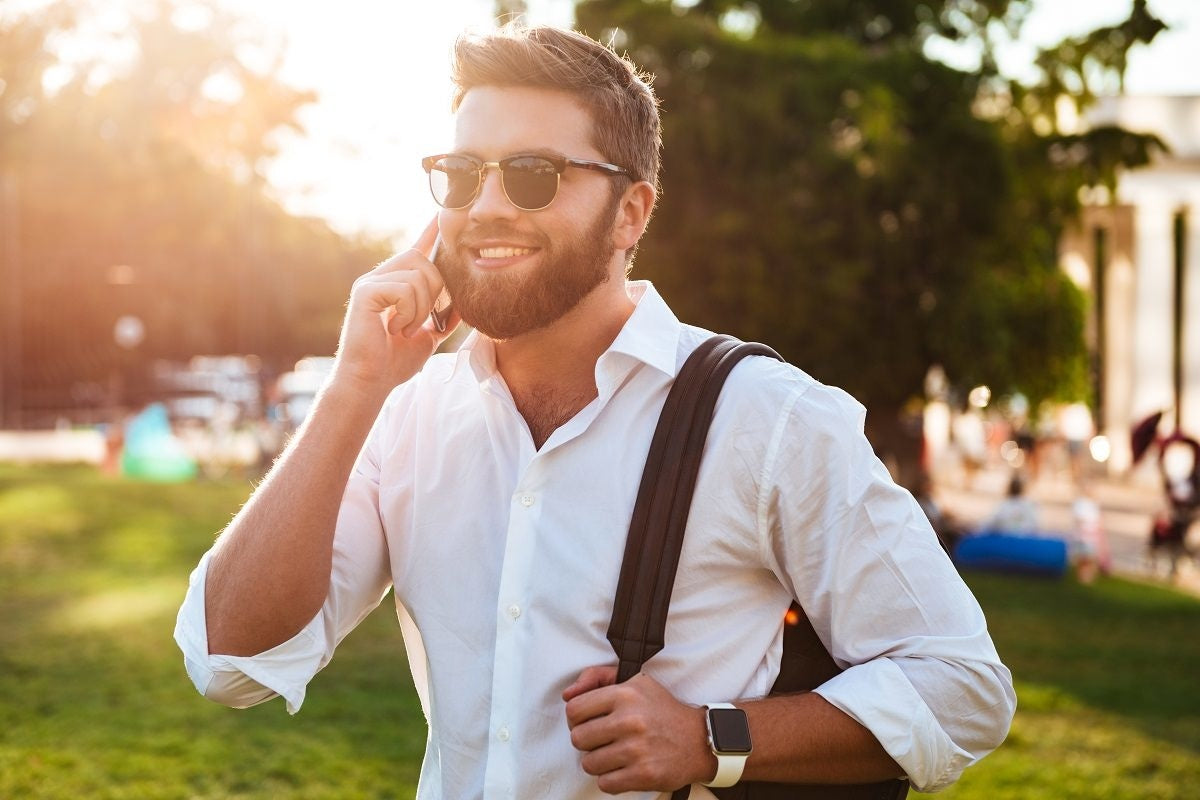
{"left": 449, "top": 24, "right": 661, "bottom": 193}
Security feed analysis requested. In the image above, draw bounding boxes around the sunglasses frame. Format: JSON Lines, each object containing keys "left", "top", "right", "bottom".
{"left": 421, "top": 152, "right": 632, "bottom": 211}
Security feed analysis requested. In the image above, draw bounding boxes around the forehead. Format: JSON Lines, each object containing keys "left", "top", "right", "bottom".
{"left": 453, "top": 86, "right": 596, "bottom": 158}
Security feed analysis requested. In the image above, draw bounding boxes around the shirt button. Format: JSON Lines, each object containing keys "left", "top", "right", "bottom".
{"left": 507, "top": 604, "right": 521, "bottom": 620}
{"left": 519, "top": 494, "right": 535, "bottom": 507}
{"left": 497, "top": 726, "right": 510, "bottom": 742}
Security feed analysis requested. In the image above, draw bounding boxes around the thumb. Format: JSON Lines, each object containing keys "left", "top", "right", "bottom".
{"left": 562, "top": 664, "right": 619, "bottom": 702}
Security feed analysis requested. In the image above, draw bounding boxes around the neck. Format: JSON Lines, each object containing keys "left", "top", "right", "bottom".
{"left": 493, "top": 276, "right": 636, "bottom": 447}
{"left": 495, "top": 275, "right": 636, "bottom": 389}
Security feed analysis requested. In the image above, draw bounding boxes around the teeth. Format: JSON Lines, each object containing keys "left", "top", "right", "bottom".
{"left": 478, "top": 247, "right": 533, "bottom": 259}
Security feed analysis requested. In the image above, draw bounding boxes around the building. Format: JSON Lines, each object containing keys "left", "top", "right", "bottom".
{"left": 1059, "top": 95, "right": 1200, "bottom": 475}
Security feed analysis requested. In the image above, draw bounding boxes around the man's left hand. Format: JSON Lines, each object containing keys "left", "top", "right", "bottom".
{"left": 563, "top": 665, "right": 716, "bottom": 794}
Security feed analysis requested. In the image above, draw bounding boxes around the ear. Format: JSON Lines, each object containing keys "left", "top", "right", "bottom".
{"left": 611, "top": 180, "right": 657, "bottom": 253}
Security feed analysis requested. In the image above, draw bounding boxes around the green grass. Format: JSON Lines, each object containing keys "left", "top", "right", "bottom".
{"left": 2, "top": 464, "right": 1199, "bottom": 798}
{"left": 0, "top": 464, "right": 422, "bottom": 799}
{"left": 940, "top": 572, "right": 1200, "bottom": 799}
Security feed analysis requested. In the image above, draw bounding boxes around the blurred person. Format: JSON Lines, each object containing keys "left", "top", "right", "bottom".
{"left": 1012, "top": 418, "right": 1038, "bottom": 480}
{"left": 174, "top": 24, "right": 1014, "bottom": 799}
{"left": 1071, "top": 483, "right": 1111, "bottom": 583}
{"left": 99, "top": 407, "right": 128, "bottom": 477}
{"left": 1058, "top": 403, "right": 1094, "bottom": 482}
{"left": 983, "top": 474, "right": 1040, "bottom": 536}
{"left": 1150, "top": 434, "right": 1200, "bottom": 579}
{"left": 952, "top": 408, "right": 988, "bottom": 486}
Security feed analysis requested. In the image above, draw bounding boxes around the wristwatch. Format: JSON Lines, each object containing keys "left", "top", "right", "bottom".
{"left": 702, "top": 703, "right": 752, "bottom": 787}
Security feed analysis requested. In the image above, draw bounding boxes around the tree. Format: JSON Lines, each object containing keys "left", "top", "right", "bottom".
{"left": 574, "top": 0, "right": 1166, "bottom": 486}
{"left": 1, "top": 0, "right": 387, "bottom": 424}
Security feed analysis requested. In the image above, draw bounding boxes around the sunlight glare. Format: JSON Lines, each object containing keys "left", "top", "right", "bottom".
{"left": 243, "top": 0, "right": 500, "bottom": 245}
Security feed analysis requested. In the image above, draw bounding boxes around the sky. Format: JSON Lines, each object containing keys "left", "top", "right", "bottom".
{"left": 231, "top": 0, "right": 1200, "bottom": 247}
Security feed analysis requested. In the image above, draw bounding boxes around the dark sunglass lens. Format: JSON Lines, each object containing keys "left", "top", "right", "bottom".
{"left": 432, "top": 156, "right": 480, "bottom": 208}
{"left": 503, "top": 157, "right": 559, "bottom": 210}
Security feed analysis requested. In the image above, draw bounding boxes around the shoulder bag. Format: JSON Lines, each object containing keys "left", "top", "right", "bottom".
{"left": 606, "top": 334, "right": 909, "bottom": 800}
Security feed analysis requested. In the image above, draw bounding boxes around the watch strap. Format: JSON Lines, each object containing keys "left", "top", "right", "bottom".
{"left": 703, "top": 703, "right": 748, "bottom": 788}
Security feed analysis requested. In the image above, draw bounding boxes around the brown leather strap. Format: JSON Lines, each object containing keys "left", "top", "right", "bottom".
{"left": 611, "top": 334, "right": 908, "bottom": 800}
{"left": 608, "top": 335, "right": 781, "bottom": 682}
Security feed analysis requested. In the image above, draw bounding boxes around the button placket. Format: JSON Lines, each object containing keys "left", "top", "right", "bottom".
{"left": 485, "top": 472, "right": 543, "bottom": 793}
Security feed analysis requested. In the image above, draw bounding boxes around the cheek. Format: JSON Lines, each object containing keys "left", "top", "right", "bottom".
{"left": 552, "top": 196, "right": 615, "bottom": 237}
{"left": 436, "top": 211, "right": 466, "bottom": 250}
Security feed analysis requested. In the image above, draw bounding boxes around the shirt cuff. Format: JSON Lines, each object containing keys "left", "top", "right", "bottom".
{"left": 813, "top": 657, "right": 974, "bottom": 792}
{"left": 173, "top": 550, "right": 328, "bottom": 715}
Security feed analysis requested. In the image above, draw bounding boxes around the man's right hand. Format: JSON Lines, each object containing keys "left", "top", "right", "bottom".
{"left": 331, "top": 217, "right": 459, "bottom": 396}
{"left": 204, "top": 221, "right": 456, "bottom": 657}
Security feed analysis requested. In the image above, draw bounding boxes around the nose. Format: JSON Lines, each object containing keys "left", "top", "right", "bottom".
{"left": 468, "top": 164, "right": 519, "bottom": 223}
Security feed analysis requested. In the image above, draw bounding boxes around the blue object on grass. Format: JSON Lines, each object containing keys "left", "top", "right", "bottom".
{"left": 953, "top": 532, "right": 1069, "bottom": 577}
{"left": 120, "top": 403, "right": 198, "bottom": 482}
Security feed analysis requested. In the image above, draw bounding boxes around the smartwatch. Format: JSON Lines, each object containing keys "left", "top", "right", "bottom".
{"left": 702, "top": 703, "right": 752, "bottom": 787}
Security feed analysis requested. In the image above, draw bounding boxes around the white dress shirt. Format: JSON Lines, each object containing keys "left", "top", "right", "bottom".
{"left": 175, "top": 281, "right": 1015, "bottom": 799}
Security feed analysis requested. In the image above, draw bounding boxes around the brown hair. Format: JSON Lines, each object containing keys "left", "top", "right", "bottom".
{"left": 449, "top": 24, "right": 661, "bottom": 194}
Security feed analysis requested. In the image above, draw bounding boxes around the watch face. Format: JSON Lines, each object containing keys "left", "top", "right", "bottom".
{"left": 709, "top": 707, "right": 752, "bottom": 754}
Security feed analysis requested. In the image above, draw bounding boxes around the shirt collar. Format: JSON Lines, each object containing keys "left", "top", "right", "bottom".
{"left": 601, "top": 280, "right": 680, "bottom": 379}
{"left": 446, "top": 329, "right": 495, "bottom": 385}
{"left": 443, "top": 280, "right": 681, "bottom": 385}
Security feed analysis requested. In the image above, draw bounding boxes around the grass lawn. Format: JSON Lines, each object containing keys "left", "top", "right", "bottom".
{"left": 2, "top": 463, "right": 1199, "bottom": 798}
{"left": 0, "top": 464, "right": 422, "bottom": 799}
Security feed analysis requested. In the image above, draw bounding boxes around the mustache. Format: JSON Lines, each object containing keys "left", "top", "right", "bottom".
{"left": 457, "top": 224, "right": 550, "bottom": 250}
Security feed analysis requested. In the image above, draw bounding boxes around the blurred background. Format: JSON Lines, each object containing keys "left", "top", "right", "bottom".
{"left": 2, "top": 0, "right": 1200, "bottom": 797}
{"left": 1, "top": 0, "right": 1198, "bottom": 488}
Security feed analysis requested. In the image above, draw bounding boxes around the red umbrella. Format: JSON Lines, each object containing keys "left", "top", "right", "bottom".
{"left": 1131, "top": 410, "right": 1164, "bottom": 465}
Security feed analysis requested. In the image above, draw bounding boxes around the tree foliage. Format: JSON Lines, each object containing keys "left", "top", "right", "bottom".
{"left": 0, "top": 0, "right": 387, "bottom": 422}
{"left": 573, "top": 0, "right": 1167, "bottom": 479}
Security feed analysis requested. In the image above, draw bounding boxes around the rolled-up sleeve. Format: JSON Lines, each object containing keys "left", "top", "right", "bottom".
{"left": 173, "top": 420, "right": 394, "bottom": 715}
{"left": 760, "top": 383, "right": 1016, "bottom": 791}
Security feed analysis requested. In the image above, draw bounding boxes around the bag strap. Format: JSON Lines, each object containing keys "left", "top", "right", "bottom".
{"left": 607, "top": 335, "right": 782, "bottom": 683}
{"left": 607, "top": 334, "right": 910, "bottom": 800}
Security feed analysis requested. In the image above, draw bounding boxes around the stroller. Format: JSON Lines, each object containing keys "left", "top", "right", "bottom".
{"left": 1138, "top": 415, "right": 1200, "bottom": 578}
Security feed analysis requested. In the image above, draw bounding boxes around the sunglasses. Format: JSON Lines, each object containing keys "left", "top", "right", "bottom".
{"left": 421, "top": 152, "right": 631, "bottom": 211}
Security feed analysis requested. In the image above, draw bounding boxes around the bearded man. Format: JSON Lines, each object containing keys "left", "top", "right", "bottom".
{"left": 175, "top": 24, "right": 1014, "bottom": 800}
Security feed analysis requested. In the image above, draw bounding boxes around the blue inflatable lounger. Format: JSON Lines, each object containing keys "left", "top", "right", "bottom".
{"left": 954, "top": 532, "right": 1069, "bottom": 577}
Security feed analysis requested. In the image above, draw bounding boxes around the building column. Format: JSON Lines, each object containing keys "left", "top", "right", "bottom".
{"left": 1183, "top": 203, "right": 1200, "bottom": 435}
{"left": 1103, "top": 209, "right": 1137, "bottom": 474}
{"left": 1130, "top": 201, "right": 1177, "bottom": 439}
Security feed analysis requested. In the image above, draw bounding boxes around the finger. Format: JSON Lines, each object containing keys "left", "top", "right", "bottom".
{"left": 350, "top": 276, "right": 417, "bottom": 314}
{"left": 387, "top": 306, "right": 410, "bottom": 336}
{"left": 352, "top": 276, "right": 424, "bottom": 323}
{"left": 401, "top": 281, "right": 439, "bottom": 338}
{"left": 569, "top": 713, "right": 621, "bottom": 754}
{"left": 421, "top": 302, "right": 462, "bottom": 341}
{"left": 565, "top": 684, "right": 632, "bottom": 731}
{"left": 579, "top": 740, "right": 630, "bottom": 777}
{"left": 563, "top": 665, "right": 619, "bottom": 703}
{"left": 402, "top": 322, "right": 440, "bottom": 357}
{"left": 352, "top": 267, "right": 434, "bottom": 338}
{"left": 379, "top": 275, "right": 432, "bottom": 336}
{"left": 595, "top": 765, "right": 663, "bottom": 796}
{"left": 365, "top": 217, "right": 440, "bottom": 279}
{"left": 565, "top": 689, "right": 614, "bottom": 731}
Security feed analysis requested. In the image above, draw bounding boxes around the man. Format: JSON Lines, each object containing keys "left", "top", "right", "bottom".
{"left": 175, "top": 24, "right": 1015, "bottom": 799}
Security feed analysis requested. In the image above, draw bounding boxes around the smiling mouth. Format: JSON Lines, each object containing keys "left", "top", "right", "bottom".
{"left": 477, "top": 246, "right": 536, "bottom": 259}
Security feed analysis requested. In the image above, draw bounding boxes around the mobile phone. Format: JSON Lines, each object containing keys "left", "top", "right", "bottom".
{"left": 429, "top": 236, "right": 453, "bottom": 332}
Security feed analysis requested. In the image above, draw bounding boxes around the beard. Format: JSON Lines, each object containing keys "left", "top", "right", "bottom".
{"left": 435, "top": 201, "right": 618, "bottom": 341}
